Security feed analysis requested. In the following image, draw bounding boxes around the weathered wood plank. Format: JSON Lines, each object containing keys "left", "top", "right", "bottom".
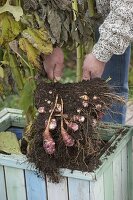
{"left": 4, "top": 166, "right": 27, "bottom": 200}
{"left": 127, "top": 139, "right": 133, "bottom": 200}
{"left": 0, "top": 108, "right": 10, "bottom": 117}
{"left": 0, "top": 113, "right": 11, "bottom": 132}
{"left": 0, "top": 166, "right": 7, "bottom": 200}
{"left": 113, "top": 154, "right": 122, "bottom": 200}
{"left": 25, "top": 170, "right": 47, "bottom": 200}
{"left": 104, "top": 163, "right": 113, "bottom": 200}
{"left": 90, "top": 175, "right": 104, "bottom": 200}
{"left": 96, "top": 128, "right": 133, "bottom": 179}
{"left": 121, "top": 146, "right": 128, "bottom": 200}
{"left": 47, "top": 177, "right": 68, "bottom": 200}
{"left": 10, "top": 113, "right": 25, "bottom": 127}
{"left": 5, "top": 108, "right": 23, "bottom": 115}
{"left": 68, "top": 178, "right": 90, "bottom": 200}
{"left": 0, "top": 154, "right": 96, "bottom": 181}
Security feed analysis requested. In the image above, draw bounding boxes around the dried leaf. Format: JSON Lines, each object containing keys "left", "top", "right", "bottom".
{"left": 61, "top": 25, "right": 68, "bottom": 43}
{"left": 63, "top": 15, "right": 70, "bottom": 32}
{"left": 22, "top": 27, "right": 53, "bottom": 55}
{"left": 0, "top": 0, "right": 23, "bottom": 21}
{"left": 9, "top": 40, "right": 19, "bottom": 54}
{"left": 19, "top": 38, "right": 40, "bottom": 68}
{"left": 0, "top": 66, "right": 4, "bottom": 78}
{"left": 0, "top": 13, "right": 22, "bottom": 46}
{"left": 22, "top": 0, "right": 39, "bottom": 11}
{"left": 77, "top": 19, "right": 84, "bottom": 35}
{"left": 47, "top": 9, "right": 61, "bottom": 43}
{"left": 71, "top": 21, "right": 80, "bottom": 43}
{"left": 0, "top": 83, "right": 4, "bottom": 95}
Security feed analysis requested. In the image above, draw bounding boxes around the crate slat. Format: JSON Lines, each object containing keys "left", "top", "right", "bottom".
{"left": 0, "top": 166, "right": 7, "bottom": 200}
{"left": 4, "top": 167, "right": 27, "bottom": 200}
{"left": 127, "top": 140, "right": 133, "bottom": 200}
{"left": 96, "top": 128, "right": 133, "bottom": 179}
{"left": 25, "top": 170, "right": 47, "bottom": 200}
{"left": 0, "top": 108, "right": 132, "bottom": 200}
{"left": 0, "top": 113, "right": 11, "bottom": 132}
{"left": 121, "top": 146, "right": 128, "bottom": 200}
{"left": 113, "top": 154, "right": 122, "bottom": 200}
{"left": 68, "top": 178, "right": 90, "bottom": 200}
{"left": 90, "top": 175, "right": 104, "bottom": 200}
{"left": 103, "top": 163, "right": 114, "bottom": 200}
{"left": 46, "top": 177, "right": 68, "bottom": 200}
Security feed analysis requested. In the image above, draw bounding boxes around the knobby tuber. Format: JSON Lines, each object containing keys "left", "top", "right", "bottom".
{"left": 24, "top": 78, "right": 125, "bottom": 182}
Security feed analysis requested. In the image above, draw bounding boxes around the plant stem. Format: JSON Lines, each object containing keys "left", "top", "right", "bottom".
{"left": 72, "top": 0, "right": 83, "bottom": 82}
{"left": 45, "top": 95, "right": 58, "bottom": 131}
{"left": 76, "top": 45, "right": 83, "bottom": 82}
{"left": 88, "top": 0, "right": 95, "bottom": 17}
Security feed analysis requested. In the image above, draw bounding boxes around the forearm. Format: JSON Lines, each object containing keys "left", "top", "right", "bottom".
{"left": 92, "top": 0, "right": 133, "bottom": 62}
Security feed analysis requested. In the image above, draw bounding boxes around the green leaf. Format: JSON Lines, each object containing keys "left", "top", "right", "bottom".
{"left": 0, "top": 0, "right": 23, "bottom": 21}
{"left": 0, "top": 132, "right": 21, "bottom": 154}
{"left": 0, "top": 13, "right": 22, "bottom": 46}
{"left": 19, "top": 79, "right": 36, "bottom": 113}
{"left": 0, "top": 66, "right": 4, "bottom": 78}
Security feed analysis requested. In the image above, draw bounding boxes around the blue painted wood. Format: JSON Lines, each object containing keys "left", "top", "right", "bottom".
{"left": 90, "top": 175, "right": 104, "bottom": 200}
{"left": 4, "top": 166, "right": 27, "bottom": 200}
{"left": 0, "top": 154, "right": 96, "bottom": 181}
{"left": 68, "top": 178, "right": 90, "bottom": 200}
{"left": 121, "top": 146, "right": 128, "bottom": 200}
{"left": 127, "top": 139, "right": 133, "bottom": 200}
{"left": 7, "top": 127, "right": 23, "bottom": 140}
{"left": 113, "top": 154, "right": 122, "bottom": 200}
{"left": 104, "top": 163, "right": 114, "bottom": 200}
{"left": 0, "top": 166, "right": 7, "bottom": 200}
{"left": 25, "top": 170, "right": 47, "bottom": 200}
{"left": 47, "top": 177, "right": 68, "bottom": 200}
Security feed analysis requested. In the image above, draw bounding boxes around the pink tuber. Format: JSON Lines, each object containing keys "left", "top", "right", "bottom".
{"left": 38, "top": 107, "right": 45, "bottom": 113}
{"left": 82, "top": 101, "right": 88, "bottom": 107}
{"left": 65, "top": 120, "right": 79, "bottom": 132}
{"left": 95, "top": 104, "right": 102, "bottom": 110}
{"left": 73, "top": 115, "right": 85, "bottom": 122}
{"left": 61, "top": 127, "right": 74, "bottom": 146}
{"left": 43, "top": 129, "right": 55, "bottom": 154}
{"left": 45, "top": 119, "right": 57, "bottom": 130}
{"left": 98, "top": 112, "right": 104, "bottom": 120}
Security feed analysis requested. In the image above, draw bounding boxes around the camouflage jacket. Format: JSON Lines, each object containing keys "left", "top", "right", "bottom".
{"left": 92, "top": 0, "right": 133, "bottom": 62}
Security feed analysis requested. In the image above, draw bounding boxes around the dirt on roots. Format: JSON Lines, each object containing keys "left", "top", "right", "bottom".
{"left": 22, "top": 78, "right": 125, "bottom": 182}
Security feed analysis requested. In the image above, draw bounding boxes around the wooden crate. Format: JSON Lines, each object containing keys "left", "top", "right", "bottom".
{"left": 0, "top": 108, "right": 133, "bottom": 200}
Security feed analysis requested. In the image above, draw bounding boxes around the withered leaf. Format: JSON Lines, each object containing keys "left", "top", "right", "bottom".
{"left": 64, "top": 15, "right": 70, "bottom": 32}
{"left": 71, "top": 21, "right": 80, "bottom": 44}
{"left": 47, "top": 9, "right": 61, "bottom": 43}
{"left": 61, "top": 25, "right": 68, "bottom": 43}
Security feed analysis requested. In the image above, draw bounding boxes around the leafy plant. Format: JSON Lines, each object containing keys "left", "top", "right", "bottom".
{"left": 0, "top": 0, "right": 95, "bottom": 123}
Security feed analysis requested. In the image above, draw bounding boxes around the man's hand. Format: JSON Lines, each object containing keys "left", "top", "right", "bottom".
{"left": 82, "top": 53, "right": 106, "bottom": 80}
{"left": 43, "top": 47, "right": 64, "bottom": 81}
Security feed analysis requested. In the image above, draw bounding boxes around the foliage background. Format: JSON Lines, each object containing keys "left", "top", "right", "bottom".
{"left": 0, "top": 46, "right": 133, "bottom": 110}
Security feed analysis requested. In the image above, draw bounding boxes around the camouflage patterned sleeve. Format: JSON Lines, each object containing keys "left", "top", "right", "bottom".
{"left": 92, "top": 0, "right": 133, "bottom": 63}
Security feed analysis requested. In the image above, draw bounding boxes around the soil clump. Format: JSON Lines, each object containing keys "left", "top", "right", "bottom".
{"left": 23, "top": 78, "right": 125, "bottom": 182}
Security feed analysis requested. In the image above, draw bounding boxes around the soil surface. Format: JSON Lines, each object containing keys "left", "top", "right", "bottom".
{"left": 23, "top": 78, "right": 125, "bottom": 182}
